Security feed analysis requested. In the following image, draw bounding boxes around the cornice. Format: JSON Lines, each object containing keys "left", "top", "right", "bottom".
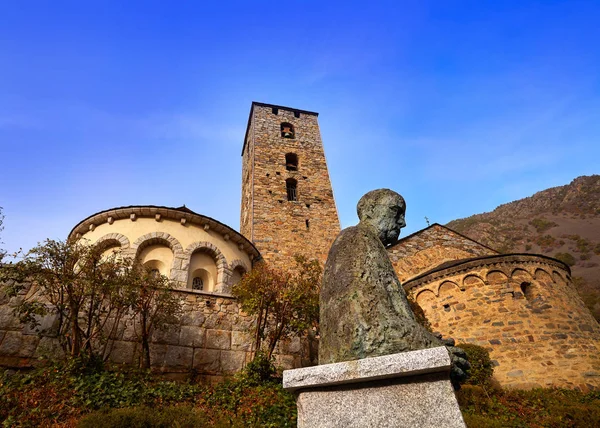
{"left": 403, "top": 253, "right": 570, "bottom": 291}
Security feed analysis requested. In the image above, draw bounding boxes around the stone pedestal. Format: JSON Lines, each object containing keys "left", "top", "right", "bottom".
{"left": 283, "top": 346, "right": 465, "bottom": 428}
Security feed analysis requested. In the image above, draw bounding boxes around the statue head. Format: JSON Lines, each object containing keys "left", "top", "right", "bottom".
{"left": 357, "top": 189, "right": 406, "bottom": 246}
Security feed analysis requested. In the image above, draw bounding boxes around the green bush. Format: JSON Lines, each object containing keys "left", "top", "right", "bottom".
{"left": 457, "top": 386, "right": 600, "bottom": 428}
{"left": 529, "top": 218, "right": 558, "bottom": 233}
{"left": 555, "top": 252, "right": 576, "bottom": 267}
{"left": 78, "top": 406, "right": 210, "bottom": 428}
{"left": 240, "top": 351, "right": 278, "bottom": 386}
{"left": 458, "top": 344, "right": 494, "bottom": 389}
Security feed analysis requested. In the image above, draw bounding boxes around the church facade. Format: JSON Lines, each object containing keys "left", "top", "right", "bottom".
{"left": 1, "top": 102, "right": 599, "bottom": 389}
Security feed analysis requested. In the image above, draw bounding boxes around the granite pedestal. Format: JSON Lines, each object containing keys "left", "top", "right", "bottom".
{"left": 283, "top": 346, "right": 465, "bottom": 428}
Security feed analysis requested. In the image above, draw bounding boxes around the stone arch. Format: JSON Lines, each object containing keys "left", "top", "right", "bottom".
{"left": 552, "top": 270, "right": 566, "bottom": 285}
{"left": 462, "top": 274, "right": 485, "bottom": 290}
{"left": 534, "top": 268, "right": 553, "bottom": 284}
{"left": 486, "top": 270, "right": 509, "bottom": 285}
{"left": 131, "top": 233, "right": 185, "bottom": 284}
{"left": 511, "top": 268, "right": 533, "bottom": 281}
{"left": 511, "top": 268, "right": 535, "bottom": 299}
{"left": 415, "top": 289, "right": 436, "bottom": 305}
{"left": 95, "top": 233, "right": 130, "bottom": 251}
{"left": 437, "top": 280, "right": 460, "bottom": 297}
{"left": 225, "top": 259, "right": 250, "bottom": 294}
{"left": 184, "top": 242, "right": 228, "bottom": 293}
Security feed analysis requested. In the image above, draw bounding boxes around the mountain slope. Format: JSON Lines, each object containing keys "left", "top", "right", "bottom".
{"left": 447, "top": 175, "right": 600, "bottom": 321}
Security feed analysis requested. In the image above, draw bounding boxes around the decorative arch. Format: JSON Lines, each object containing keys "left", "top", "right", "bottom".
{"left": 225, "top": 259, "right": 250, "bottom": 294}
{"left": 534, "top": 268, "right": 553, "bottom": 284}
{"left": 415, "top": 289, "right": 436, "bottom": 305}
{"left": 131, "top": 233, "right": 185, "bottom": 284}
{"left": 552, "top": 270, "right": 566, "bottom": 285}
{"left": 511, "top": 268, "right": 533, "bottom": 281}
{"left": 462, "top": 274, "right": 485, "bottom": 289}
{"left": 184, "top": 241, "right": 228, "bottom": 293}
{"left": 486, "top": 270, "right": 509, "bottom": 285}
{"left": 437, "top": 280, "right": 460, "bottom": 297}
{"left": 95, "top": 233, "right": 130, "bottom": 252}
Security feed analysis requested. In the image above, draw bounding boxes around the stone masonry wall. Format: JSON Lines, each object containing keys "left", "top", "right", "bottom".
{"left": 241, "top": 103, "right": 340, "bottom": 268}
{"left": 0, "top": 284, "right": 309, "bottom": 381}
{"left": 388, "top": 224, "right": 498, "bottom": 282}
{"left": 405, "top": 254, "right": 600, "bottom": 391}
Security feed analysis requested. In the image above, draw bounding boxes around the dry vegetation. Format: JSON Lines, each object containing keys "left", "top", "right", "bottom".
{"left": 447, "top": 175, "right": 600, "bottom": 321}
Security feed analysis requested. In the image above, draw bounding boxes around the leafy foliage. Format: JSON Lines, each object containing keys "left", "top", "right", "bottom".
{"left": 555, "top": 252, "right": 576, "bottom": 267}
{"left": 2, "top": 239, "right": 134, "bottom": 360}
{"left": 232, "top": 255, "right": 321, "bottom": 359}
{"left": 239, "top": 350, "right": 277, "bottom": 385}
{"left": 457, "top": 386, "right": 600, "bottom": 428}
{"left": 78, "top": 406, "right": 211, "bottom": 428}
{"left": 123, "top": 264, "right": 182, "bottom": 369}
{"left": 0, "top": 239, "right": 182, "bottom": 367}
{"left": 459, "top": 344, "right": 495, "bottom": 390}
{"left": 0, "top": 361, "right": 296, "bottom": 427}
{"left": 529, "top": 218, "right": 558, "bottom": 233}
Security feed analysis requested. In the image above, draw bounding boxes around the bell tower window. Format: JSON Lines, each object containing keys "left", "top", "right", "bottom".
{"left": 281, "top": 122, "right": 295, "bottom": 139}
{"left": 286, "top": 178, "right": 298, "bottom": 201}
{"left": 285, "top": 153, "right": 299, "bottom": 171}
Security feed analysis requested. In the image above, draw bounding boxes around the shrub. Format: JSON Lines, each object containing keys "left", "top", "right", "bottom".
{"left": 239, "top": 351, "right": 277, "bottom": 386}
{"left": 536, "top": 234, "right": 556, "bottom": 249}
{"left": 555, "top": 252, "right": 576, "bottom": 267}
{"left": 529, "top": 218, "right": 558, "bottom": 233}
{"left": 458, "top": 344, "right": 494, "bottom": 389}
{"left": 78, "top": 406, "right": 209, "bottom": 428}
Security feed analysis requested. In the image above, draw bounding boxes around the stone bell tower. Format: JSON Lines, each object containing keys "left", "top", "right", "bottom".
{"left": 240, "top": 102, "right": 340, "bottom": 267}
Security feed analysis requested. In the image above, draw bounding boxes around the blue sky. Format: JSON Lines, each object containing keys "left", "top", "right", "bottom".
{"left": 1, "top": 0, "right": 599, "bottom": 255}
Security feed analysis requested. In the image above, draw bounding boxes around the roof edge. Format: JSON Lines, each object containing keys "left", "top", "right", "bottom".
{"left": 68, "top": 205, "right": 261, "bottom": 260}
{"left": 403, "top": 253, "right": 571, "bottom": 291}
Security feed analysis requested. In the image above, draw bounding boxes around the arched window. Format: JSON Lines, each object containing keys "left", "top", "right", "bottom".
{"left": 521, "top": 282, "right": 534, "bottom": 300}
{"left": 285, "top": 153, "right": 298, "bottom": 171}
{"left": 286, "top": 178, "right": 298, "bottom": 201}
{"left": 192, "top": 276, "right": 204, "bottom": 291}
{"left": 281, "top": 122, "right": 295, "bottom": 139}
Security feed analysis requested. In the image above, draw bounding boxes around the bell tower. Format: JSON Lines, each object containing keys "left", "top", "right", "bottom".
{"left": 240, "top": 102, "right": 340, "bottom": 267}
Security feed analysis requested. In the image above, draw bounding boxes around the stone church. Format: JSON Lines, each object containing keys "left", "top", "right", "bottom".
{"left": 2, "top": 102, "right": 600, "bottom": 390}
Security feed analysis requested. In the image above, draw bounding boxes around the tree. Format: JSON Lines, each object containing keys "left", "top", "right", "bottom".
{"left": 3, "top": 239, "right": 132, "bottom": 360}
{"left": 125, "top": 265, "right": 182, "bottom": 369}
{"left": 232, "top": 255, "right": 321, "bottom": 359}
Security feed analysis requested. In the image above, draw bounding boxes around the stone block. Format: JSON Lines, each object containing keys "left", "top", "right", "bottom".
{"left": 152, "top": 325, "right": 181, "bottom": 345}
{"left": 109, "top": 340, "right": 136, "bottom": 365}
{"left": 206, "top": 329, "right": 231, "bottom": 350}
{"left": 231, "top": 331, "right": 252, "bottom": 351}
{"left": 0, "top": 306, "right": 21, "bottom": 330}
{"left": 150, "top": 343, "right": 168, "bottom": 367}
{"left": 180, "top": 326, "right": 205, "bottom": 347}
{"left": 283, "top": 347, "right": 465, "bottom": 428}
{"left": 33, "top": 337, "right": 63, "bottom": 359}
{"left": 221, "top": 350, "right": 246, "bottom": 373}
{"left": 165, "top": 345, "right": 193, "bottom": 370}
{"left": 193, "top": 348, "right": 221, "bottom": 373}
{"left": 0, "top": 331, "right": 39, "bottom": 357}
{"left": 181, "top": 311, "right": 206, "bottom": 327}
